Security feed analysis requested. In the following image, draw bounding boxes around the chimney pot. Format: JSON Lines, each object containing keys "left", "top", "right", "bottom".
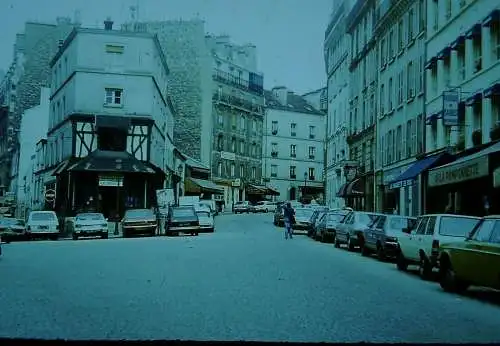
{"left": 104, "top": 17, "right": 113, "bottom": 30}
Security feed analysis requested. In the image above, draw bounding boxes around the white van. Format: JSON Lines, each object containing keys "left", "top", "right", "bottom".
{"left": 26, "top": 211, "right": 60, "bottom": 240}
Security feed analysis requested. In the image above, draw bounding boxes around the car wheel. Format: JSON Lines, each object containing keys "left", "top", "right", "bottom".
{"left": 361, "top": 245, "right": 370, "bottom": 257}
{"left": 396, "top": 252, "right": 408, "bottom": 271}
{"left": 376, "top": 244, "right": 386, "bottom": 261}
{"left": 73, "top": 233, "right": 78, "bottom": 241}
{"left": 418, "top": 256, "right": 433, "bottom": 280}
{"left": 347, "top": 235, "right": 355, "bottom": 251}
{"left": 439, "top": 262, "right": 469, "bottom": 293}
{"left": 334, "top": 237, "right": 340, "bottom": 248}
{"left": 195, "top": 232, "right": 199, "bottom": 236}
{"left": 102, "top": 233, "right": 108, "bottom": 239}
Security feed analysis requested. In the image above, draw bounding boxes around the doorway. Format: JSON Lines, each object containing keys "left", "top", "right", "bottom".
{"left": 99, "top": 186, "right": 122, "bottom": 219}
{"left": 289, "top": 187, "right": 296, "bottom": 201}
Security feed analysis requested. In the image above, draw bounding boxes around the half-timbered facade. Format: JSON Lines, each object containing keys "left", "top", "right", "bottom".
{"left": 43, "top": 21, "right": 172, "bottom": 218}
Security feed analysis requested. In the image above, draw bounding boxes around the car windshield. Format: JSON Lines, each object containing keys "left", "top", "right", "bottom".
{"left": 173, "top": 208, "right": 195, "bottom": 217}
{"left": 196, "top": 211, "right": 210, "bottom": 218}
{"left": 31, "top": 213, "right": 57, "bottom": 221}
{"left": 327, "top": 213, "right": 345, "bottom": 223}
{"left": 125, "top": 209, "right": 155, "bottom": 219}
{"left": 389, "top": 217, "right": 415, "bottom": 230}
{"left": 0, "top": 218, "right": 24, "bottom": 226}
{"left": 358, "top": 213, "right": 379, "bottom": 226}
{"left": 295, "top": 209, "right": 314, "bottom": 218}
{"left": 76, "top": 213, "right": 104, "bottom": 221}
{"left": 439, "top": 216, "right": 481, "bottom": 237}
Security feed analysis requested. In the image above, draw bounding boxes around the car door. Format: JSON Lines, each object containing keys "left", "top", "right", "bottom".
{"left": 420, "top": 216, "right": 437, "bottom": 258}
{"left": 366, "top": 216, "right": 386, "bottom": 250}
{"left": 406, "top": 217, "right": 428, "bottom": 262}
{"left": 337, "top": 212, "right": 353, "bottom": 241}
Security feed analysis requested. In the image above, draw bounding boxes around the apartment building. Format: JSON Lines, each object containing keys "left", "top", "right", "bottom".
{"left": 324, "top": 0, "right": 356, "bottom": 209}
{"left": 424, "top": 1, "right": 500, "bottom": 215}
{"left": 374, "top": 0, "right": 428, "bottom": 216}
{"left": 43, "top": 20, "right": 172, "bottom": 218}
{"left": 208, "top": 35, "right": 265, "bottom": 206}
{"left": 344, "top": 0, "right": 378, "bottom": 211}
{"left": 262, "top": 87, "right": 325, "bottom": 202}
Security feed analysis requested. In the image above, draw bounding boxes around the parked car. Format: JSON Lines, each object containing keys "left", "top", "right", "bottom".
{"left": 198, "top": 201, "right": 218, "bottom": 216}
{"left": 361, "top": 215, "right": 417, "bottom": 260}
{"left": 0, "top": 218, "right": 27, "bottom": 242}
{"left": 317, "top": 210, "right": 350, "bottom": 242}
{"left": 252, "top": 201, "right": 275, "bottom": 213}
{"left": 121, "top": 209, "right": 157, "bottom": 238}
{"left": 166, "top": 206, "right": 200, "bottom": 236}
{"left": 335, "top": 211, "right": 383, "bottom": 251}
{"left": 293, "top": 208, "right": 316, "bottom": 231}
{"left": 308, "top": 208, "right": 329, "bottom": 237}
{"left": 273, "top": 204, "right": 285, "bottom": 227}
{"left": 26, "top": 211, "right": 60, "bottom": 240}
{"left": 438, "top": 215, "right": 500, "bottom": 293}
{"left": 195, "top": 209, "right": 215, "bottom": 232}
{"left": 71, "top": 213, "right": 108, "bottom": 240}
{"left": 396, "top": 214, "right": 481, "bottom": 280}
{"left": 234, "top": 201, "right": 251, "bottom": 214}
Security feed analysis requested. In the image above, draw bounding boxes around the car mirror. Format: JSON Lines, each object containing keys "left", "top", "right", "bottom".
{"left": 466, "top": 231, "right": 474, "bottom": 240}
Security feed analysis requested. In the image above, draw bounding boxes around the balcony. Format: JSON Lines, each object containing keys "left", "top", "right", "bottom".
{"left": 213, "top": 92, "right": 264, "bottom": 115}
{"left": 213, "top": 69, "right": 264, "bottom": 96}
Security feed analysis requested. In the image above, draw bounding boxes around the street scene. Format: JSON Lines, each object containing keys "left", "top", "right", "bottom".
{"left": 1, "top": 0, "right": 500, "bottom": 342}
{"left": 1, "top": 212, "right": 500, "bottom": 342}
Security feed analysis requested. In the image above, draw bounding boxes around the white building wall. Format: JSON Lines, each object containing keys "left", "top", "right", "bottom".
{"left": 16, "top": 87, "right": 50, "bottom": 216}
{"left": 262, "top": 108, "right": 324, "bottom": 200}
{"left": 425, "top": 0, "right": 500, "bottom": 152}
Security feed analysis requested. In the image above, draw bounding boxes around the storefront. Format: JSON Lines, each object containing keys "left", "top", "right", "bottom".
{"left": 427, "top": 141, "right": 500, "bottom": 216}
{"left": 388, "top": 152, "right": 451, "bottom": 216}
{"left": 379, "top": 163, "right": 412, "bottom": 214}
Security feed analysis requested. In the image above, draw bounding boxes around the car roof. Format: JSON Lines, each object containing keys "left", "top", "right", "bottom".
{"left": 422, "top": 214, "right": 481, "bottom": 219}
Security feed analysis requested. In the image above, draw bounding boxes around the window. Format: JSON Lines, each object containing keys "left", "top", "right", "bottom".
{"left": 309, "top": 146, "right": 316, "bottom": 159}
{"left": 491, "top": 222, "right": 500, "bottom": 244}
{"left": 308, "top": 167, "right": 315, "bottom": 180}
{"left": 408, "top": 8, "right": 414, "bottom": 41}
{"left": 407, "top": 61, "right": 415, "bottom": 99}
{"left": 473, "top": 34, "right": 482, "bottom": 74}
{"left": 388, "top": 78, "right": 393, "bottom": 110}
{"left": 62, "top": 96, "right": 66, "bottom": 119}
{"left": 231, "top": 114, "right": 236, "bottom": 129}
{"left": 240, "top": 164, "right": 245, "bottom": 177}
{"left": 406, "top": 120, "right": 412, "bottom": 157}
{"left": 396, "top": 125, "right": 402, "bottom": 161}
{"left": 387, "top": 130, "right": 393, "bottom": 163}
{"left": 445, "top": 0, "right": 452, "bottom": 20}
{"left": 231, "top": 137, "right": 236, "bottom": 152}
{"left": 230, "top": 163, "right": 235, "bottom": 177}
{"left": 398, "top": 70, "right": 404, "bottom": 104}
{"left": 491, "top": 22, "right": 500, "bottom": 62}
{"left": 415, "top": 217, "right": 428, "bottom": 234}
{"left": 473, "top": 220, "right": 495, "bottom": 242}
{"left": 218, "top": 114, "right": 223, "bottom": 125}
{"left": 240, "top": 117, "right": 245, "bottom": 129}
{"left": 105, "top": 88, "right": 122, "bottom": 105}
{"left": 56, "top": 101, "right": 60, "bottom": 123}
{"left": 253, "top": 119, "right": 257, "bottom": 132}
{"left": 252, "top": 143, "right": 257, "bottom": 156}
{"left": 419, "top": 0, "right": 425, "bottom": 32}
{"left": 398, "top": 19, "right": 404, "bottom": 51}
{"left": 309, "top": 126, "right": 316, "bottom": 139}
{"left": 411, "top": 118, "right": 418, "bottom": 155}
{"left": 389, "top": 29, "right": 395, "bottom": 59}
{"left": 425, "top": 216, "right": 437, "bottom": 235}
{"left": 217, "top": 135, "right": 224, "bottom": 151}
{"left": 271, "top": 121, "right": 278, "bottom": 134}
{"left": 290, "top": 123, "right": 297, "bottom": 136}
{"left": 271, "top": 142, "right": 278, "bottom": 156}
{"left": 240, "top": 140, "right": 245, "bottom": 154}
{"left": 380, "top": 83, "right": 385, "bottom": 115}
{"left": 380, "top": 135, "right": 385, "bottom": 166}
{"left": 251, "top": 167, "right": 256, "bottom": 179}
{"left": 381, "top": 37, "right": 387, "bottom": 67}
{"left": 271, "top": 164, "right": 277, "bottom": 178}
{"left": 432, "top": 0, "right": 439, "bottom": 31}
{"left": 290, "top": 144, "right": 296, "bottom": 157}
{"left": 417, "top": 114, "right": 424, "bottom": 154}
{"left": 290, "top": 166, "right": 296, "bottom": 179}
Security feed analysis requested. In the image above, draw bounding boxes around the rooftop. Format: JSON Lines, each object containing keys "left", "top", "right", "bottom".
{"left": 264, "top": 89, "right": 324, "bottom": 115}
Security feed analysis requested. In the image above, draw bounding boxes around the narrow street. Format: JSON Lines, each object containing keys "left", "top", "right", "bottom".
{"left": 0, "top": 213, "right": 499, "bottom": 342}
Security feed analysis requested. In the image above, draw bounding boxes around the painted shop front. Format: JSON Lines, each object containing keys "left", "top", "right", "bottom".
{"left": 427, "top": 141, "right": 500, "bottom": 216}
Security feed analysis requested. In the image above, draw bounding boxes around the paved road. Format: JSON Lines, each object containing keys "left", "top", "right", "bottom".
{"left": 1, "top": 213, "right": 500, "bottom": 342}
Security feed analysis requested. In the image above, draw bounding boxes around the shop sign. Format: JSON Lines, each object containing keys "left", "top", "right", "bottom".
{"left": 389, "top": 179, "right": 415, "bottom": 190}
{"left": 98, "top": 175, "right": 124, "bottom": 187}
{"left": 221, "top": 151, "right": 236, "bottom": 160}
{"left": 383, "top": 164, "right": 412, "bottom": 185}
{"left": 442, "top": 90, "right": 460, "bottom": 126}
{"left": 428, "top": 156, "right": 488, "bottom": 187}
{"left": 232, "top": 178, "right": 241, "bottom": 187}
{"left": 44, "top": 189, "right": 56, "bottom": 202}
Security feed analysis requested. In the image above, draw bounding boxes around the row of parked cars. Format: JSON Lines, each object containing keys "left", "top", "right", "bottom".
{"left": 234, "top": 201, "right": 278, "bottom": 214}
{"left": 273, "top": 203, "right": 500, "bottom": 295}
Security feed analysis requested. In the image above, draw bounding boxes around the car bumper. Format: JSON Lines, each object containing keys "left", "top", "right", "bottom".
{"left": 167, "top": 226, "right": 201, "bottom": 232}
{"left": 123, "top": 225, "right": 156, "bottom": 233}
{"left": 75, "top": 229, "right": 108, "bottom": 236}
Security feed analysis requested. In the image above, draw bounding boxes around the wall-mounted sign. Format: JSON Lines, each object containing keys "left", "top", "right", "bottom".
{"left": 442, "top": 90, "right": 460, "bottom": 126}
{"left": 389, "top": 179, "right": 415, "bottom": 190}
{"left": 221, "top": 151, "right": 236, "bottom": 160}
{"left": 428, "top": 156, "right": 488, "bottom": 187}
{"left": 44, "top": 189, "right": 56, "bottom": 202}
{"left": 232, "top": 178, "right": 241, "bottom": 187}
{"left": 98, "top": 175, "right": 124, "bottom": 187}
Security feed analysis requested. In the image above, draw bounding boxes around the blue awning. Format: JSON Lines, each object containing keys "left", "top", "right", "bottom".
{"left": 437, "top": 46, "right": 451, "bottom": 60}
{"left": 465, "top": 92, "right": 482, "bottom": 106}
{"left": 466, "top": 23, "right": 482, "bottom": 39}
{"left": 450, "top": 35, "right": 465, "bottom": 50}
{"left": 483, "top": 9, "right": 500, "bottom": 27}
{"left": 425, "top": 56, "right": 437, "bottom": 70}
{"left": 484, "top": 83, "right": 500, "bottom": 98}
{"left": 389, "top": 154, "right": 445, "bottom": 189}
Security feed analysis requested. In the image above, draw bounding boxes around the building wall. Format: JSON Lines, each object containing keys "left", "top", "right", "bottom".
{"left": 262, "top": 108, "right": 324, "bottom": 200}
{"left": 122, "top": 20, "right": 213, "bottom": 166}
{"left": 425, "top": 0, "right": 500, "bottom": 152}
{"left": 324, "top": 0, "right": 352, "bottom": 209}
{"left": 15, "top": 87, "right": 50, "bottom": 215}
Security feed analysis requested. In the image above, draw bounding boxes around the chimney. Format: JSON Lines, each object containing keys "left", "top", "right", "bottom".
{"left": 104, "top": 17, "right": 113, "bottom": 30}
{"left": 272, "top": 86, "right": 288, "bottom": 105}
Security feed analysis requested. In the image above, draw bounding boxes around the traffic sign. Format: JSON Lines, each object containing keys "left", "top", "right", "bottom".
{"left": 45, "top": 189, "right": 56, "bottom": 202}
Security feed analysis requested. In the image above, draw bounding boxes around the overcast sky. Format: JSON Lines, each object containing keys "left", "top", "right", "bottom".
{"left": 0, "top": 0, "right": 333, "bottom": 94}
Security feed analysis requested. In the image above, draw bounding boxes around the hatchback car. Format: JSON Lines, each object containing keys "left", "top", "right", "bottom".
{"left": 72, "top": 213, "right": 109, "bottom": 240}
{"left": 26, "top": 211, "right": 60, "bottom": 240}
{"left": 166, "top": 206, "right": 200, "bottom": 236}
{"left": 121, "top": 209, "right": 157, "bottom": 238}
{"left": 196, "top": 208, "right": 215, "bottom": 232}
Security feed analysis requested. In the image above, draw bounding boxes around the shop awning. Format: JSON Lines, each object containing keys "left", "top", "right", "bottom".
{"left": 67, "top": 150, "right": 155, "bottom": 174}
{"left": 483, "top": 9, "right": 500, "bottom": 27}
{"left": 484, "top": 83, "right": 500, "bottom": 98}
{"left": 428, "top": 142, "right": 500, "bottom": 187}
{"left": 186, "top": 177, "right": 224, "bottom": 194}
{"left": 346, "top": 178, "right": 364, "bottom": 196}
{"left": 465, "top": 92, "right": 482, "bottom": 106}
{"left": 466, "top": 23, "right": 482, "bottom": 39}
{"left": 437, "top": 46, "right": 451, "bottom": 60}
{"left": 52, "top": 159, "right": 71, "bottom": 176}
{"left": 265, "top": 186, "right": 280, "bottom": 196}
{"left": 450, "top": 35, "right": 465, "bottom": 50}
{"left": 425, "top": 56, "right": 437, "bottom": 70}
{"left": 246, "top": 184, "right": 268, "bottom": 195}
{"left": 337, "top": 183, "right": 348, "bottom": 197}
{"left": 389, "top": 153, "right": 445, "bottom": 189}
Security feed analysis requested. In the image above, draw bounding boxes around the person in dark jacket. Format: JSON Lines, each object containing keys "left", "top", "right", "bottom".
{"left": 283, "top": 202, "right": 295, "bottom": 240}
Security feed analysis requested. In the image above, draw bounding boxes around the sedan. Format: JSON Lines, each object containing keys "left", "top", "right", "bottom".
{"left": 72, "top": 213, "right": 108, "bottom": 240}
{"left": 122, "top": 209, "right": 157, "bottom": 238}
{"left": 196, "top": 209, "right": 215, "bottom": 232}
{"left": 166, "top": 206, "right": 200, "bottom": 236}
{"left": 293, "top": 208, "right": 315, "bottom": 232}
{"left": 0, "top": 218, "right": 27, "bottom": 242}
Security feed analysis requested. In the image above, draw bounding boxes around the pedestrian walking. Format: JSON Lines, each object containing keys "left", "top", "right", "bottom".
{"left": 283, "top": 202, "right": 295, "bottom": 240}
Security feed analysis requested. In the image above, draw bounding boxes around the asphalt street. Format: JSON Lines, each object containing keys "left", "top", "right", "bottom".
{"left": 1, "top": 213, "right": 500, "bottom": 342}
